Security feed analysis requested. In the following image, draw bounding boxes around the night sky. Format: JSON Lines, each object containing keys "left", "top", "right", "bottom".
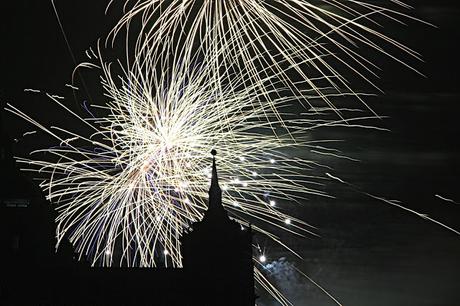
{"left": 1, "top": 1, "right": 460, "bottom": 305}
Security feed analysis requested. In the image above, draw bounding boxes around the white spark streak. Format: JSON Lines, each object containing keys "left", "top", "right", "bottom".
{"left": 24, "top": 88, "right": 41, "bottom": 93}
{"left": 65, "top": 84, "right": 79, "bottom": 90}
{"left": 435, "top": 194, "right": 459, "bottom": 205}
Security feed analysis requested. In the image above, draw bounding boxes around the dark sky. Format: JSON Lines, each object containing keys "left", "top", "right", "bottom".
{"left": 1, "top": 1, "right": 460, "bottom": 306}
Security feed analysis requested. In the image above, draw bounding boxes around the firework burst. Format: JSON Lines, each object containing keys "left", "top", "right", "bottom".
{"left": 4, "top": 1, "right": 436, "bottom": 305}
{"left": 5, "top": 22, "right": 386, "bottom": 303}
{"left": 7, "top": 38, "right": 355, "bottom": 264}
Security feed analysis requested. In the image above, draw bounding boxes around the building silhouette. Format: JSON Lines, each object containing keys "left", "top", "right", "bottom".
{"left": 0, "top": 110, "right": 255, "bottom": 305}
{"left": 182, "top": 149, "right": 255, "bottom": 305}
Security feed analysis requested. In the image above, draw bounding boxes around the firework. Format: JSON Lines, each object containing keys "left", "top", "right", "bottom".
{"left": 5, "top": 1, "right": 436, "bottom": 305}
{"left": 7, "top": 37, "right": 355, "bottom": 265}
{"left": 6, "top": 22, "right": 385, "bottom": 303}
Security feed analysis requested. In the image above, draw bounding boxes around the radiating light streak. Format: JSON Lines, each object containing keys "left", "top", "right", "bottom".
{"left": 24, "top": 88, "right": 41, "bottom": 93}
{"left": 435, "top": 194, "right": 459, "bottom": 205}
{"left": 65, "top": 84, "right": 79, "bottom": 90}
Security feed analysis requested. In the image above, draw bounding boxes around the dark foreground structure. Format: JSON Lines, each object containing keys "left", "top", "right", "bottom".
{"left": 0, "top": 113, "right": 255, "bottom": 305}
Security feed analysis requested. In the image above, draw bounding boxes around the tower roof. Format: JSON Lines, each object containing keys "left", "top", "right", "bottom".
{"left": 206, "top": 149, "right": 227, "bottom": 218}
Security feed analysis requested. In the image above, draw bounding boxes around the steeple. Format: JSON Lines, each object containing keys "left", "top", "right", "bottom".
{"left": 181, "top": 149, "right": 255, "bottom": 306}
{"left": 208, "top": 149, "right": 224, "bottom": 213}
{"left": 210, "top": 149, "right": 219, "bottom": 189}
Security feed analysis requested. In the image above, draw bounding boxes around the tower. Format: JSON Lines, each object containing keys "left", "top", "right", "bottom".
{"left": 0, "top": 104, "right": 56, "bottom": 305}
{"left": 181, "top": 150, "right": 255, "bottom": 305}
{"left": 0, "top": 104, "right": 37, "bottom": 264}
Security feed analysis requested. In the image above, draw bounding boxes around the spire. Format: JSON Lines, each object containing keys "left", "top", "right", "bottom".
{"left": 207, "top": 149, "right": 224, "bottom": 214}
{"left": 210, "top": 149, "right": 219, "bottom": 189}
